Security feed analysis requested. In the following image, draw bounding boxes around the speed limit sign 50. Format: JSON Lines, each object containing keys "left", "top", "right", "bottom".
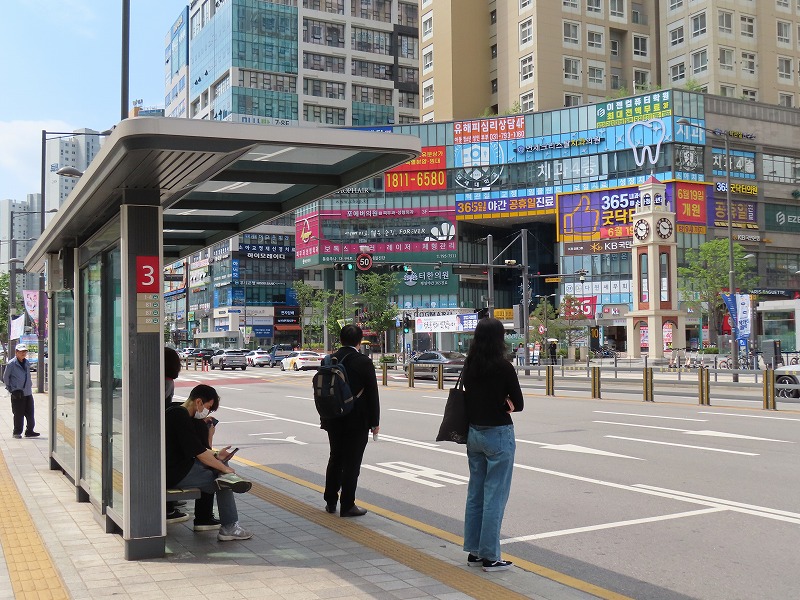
{"left": 356, "top": 253, "right": 373, "bottom": 271}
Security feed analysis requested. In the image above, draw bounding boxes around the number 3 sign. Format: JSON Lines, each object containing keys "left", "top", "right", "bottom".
{"left": 136, "top": 256, "right": 160, "bottom": 293}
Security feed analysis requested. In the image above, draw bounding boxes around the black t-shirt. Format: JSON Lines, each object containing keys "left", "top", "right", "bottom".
{"left": 165, "top": 405, "right": 208, "bottom": 487}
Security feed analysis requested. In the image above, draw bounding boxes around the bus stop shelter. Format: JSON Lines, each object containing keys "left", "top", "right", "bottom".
{"left": 24, "top": 117, "right": 420, "bottom": 559}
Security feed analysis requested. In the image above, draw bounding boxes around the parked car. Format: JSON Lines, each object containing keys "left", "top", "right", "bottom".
{"left": 187, "top": 348, "right": 215, "bottom": 362}
{"left": 280, "top": 351, "right": 323, "bottom": 371}
{"left": 404, "top": 351, "right": 466, "bottom": 378}
{"left": 774, "top": 365, "right": 800, "bottom": 398}
{"left": 245, "top": 350, "right": 269, "bottom": 366}
{"left": 267, "top": 343, "right": 295, "bottom": 367}
{"left": 178, "top": 347, "right": 197, "bottom": 359}
{"left": 210, "top": 349, "right": 248, "bottom": 370}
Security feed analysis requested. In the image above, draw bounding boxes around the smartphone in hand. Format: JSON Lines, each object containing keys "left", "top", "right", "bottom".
{"left": 221, "top": 447, "right": 238, "bottom": 464}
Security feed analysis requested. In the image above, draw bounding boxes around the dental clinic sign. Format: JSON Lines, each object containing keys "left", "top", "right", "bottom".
{"left": 596, "top": 91, "right": 672, "bottom": 127}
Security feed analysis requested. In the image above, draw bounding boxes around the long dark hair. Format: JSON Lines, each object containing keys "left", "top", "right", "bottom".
{"left": 464, "top": 317, "right": 507, "bottom": 377}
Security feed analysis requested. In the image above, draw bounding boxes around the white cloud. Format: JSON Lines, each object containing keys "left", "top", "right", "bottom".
{"left": 0, "top": 120, "right": 75, "bottom": 201}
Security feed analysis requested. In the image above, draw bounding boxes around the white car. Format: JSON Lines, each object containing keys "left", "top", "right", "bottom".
{"left": 245, "top": 350, "right": 269, "bottom": 366}
{"left": 774, "top": 365, "right": 800, "bottom": 398}
{"left": 280, "top": 351, "right": 323, "bottom": 371}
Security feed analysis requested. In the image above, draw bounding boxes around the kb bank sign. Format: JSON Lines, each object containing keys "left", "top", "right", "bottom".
{"left": 766, "top": 204, "right": 800, "bottom": 233}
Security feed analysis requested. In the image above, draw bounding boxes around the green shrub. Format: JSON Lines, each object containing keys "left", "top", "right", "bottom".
{"left": 699, "top": 347, "right": 719, "bottom": 354}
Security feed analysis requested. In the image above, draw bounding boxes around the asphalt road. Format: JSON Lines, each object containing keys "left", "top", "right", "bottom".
{"left": 174, "top": 366, "right": 800, "bottom": 600}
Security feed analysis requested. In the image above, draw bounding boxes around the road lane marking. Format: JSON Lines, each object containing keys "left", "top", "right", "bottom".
{"left": 500, "top": 508, "right": 725, "bottom": 544}
{"left": 605, "top": 435, "right": 759, "bottom": 455}
{"left": 633, "top": 485, "right": 800, "bottom": 524}
{"left": 594, "top": 410, "right": 707, "bottom": 421}
{"left": 389, "top": 408, "right": 443, "bottom": 417}
{"left": 362, "top": 462, "right": 469, "bottom": 487}
{"left": 422, "top": 395, "right": 447, "bottom": 400}
{"left": 595, "top": 421, "right": 794, "bottom": 443}
{"left": 517, "top": 439, "right": 643, "bottom": 459}
{"left": 699, "top": 411, "right": 800, "bottom": 422}
{"left": 219, "top": 386, "right": 244, "bottom": 391}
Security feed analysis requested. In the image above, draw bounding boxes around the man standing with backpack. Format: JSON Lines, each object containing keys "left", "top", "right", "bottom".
{"left": 320, "top": 325, "right": 380, "bottom": 517}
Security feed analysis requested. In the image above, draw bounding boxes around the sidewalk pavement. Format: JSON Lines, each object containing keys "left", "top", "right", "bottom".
{"left": 0, "top": 392, "right": 602, "bottom": 600}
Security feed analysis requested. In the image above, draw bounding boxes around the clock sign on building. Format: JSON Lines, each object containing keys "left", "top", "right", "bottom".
{"left": 626, "top": 176, "right": 688, "bottom": 359}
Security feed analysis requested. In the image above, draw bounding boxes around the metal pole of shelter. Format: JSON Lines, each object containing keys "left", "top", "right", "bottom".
{"left": 8, "top": 239, "right": 17, "bottom": 347}
{"left": 487, "top": 234, "right": 494, "bottom": 318}
{"left": 38, "top": 131, "right": 47, "bottom": 392}
{"left": 121, "top": 0, "right": 130, "bottom": 120}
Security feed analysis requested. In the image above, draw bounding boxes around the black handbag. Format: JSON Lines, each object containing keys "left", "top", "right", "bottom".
{"left": 436, "top": 370, "right": 468, "bottom": 444}
{"left": 10, "top": 390, "right": 24, "bottom": 402}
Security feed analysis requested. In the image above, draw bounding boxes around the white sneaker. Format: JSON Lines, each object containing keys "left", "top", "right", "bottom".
{"left": 217, "top": 521, "right": 253, "bottom": 541}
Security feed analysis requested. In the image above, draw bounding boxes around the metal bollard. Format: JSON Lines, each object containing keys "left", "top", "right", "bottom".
{"left": 408, "top": 363, "right": 414, "bottom": 388}
{"left": 643, "top": 367, "right": 654, "bottom": 402}
{"left": 545, "top": 365, "right": 555, "bottom": 396}
{"left": 697, "top": 366, "right": 710, "bottom": 405}
{"left": 437, "top": 364, "right": 444, "bottom": 389}
{"left": 591, "top": 366, "right": 601, "bottom": 398}
{"left": 763, "top": 368, "right": 776, "bottom": 410}
{"left": 382, "top": 363, "right": 388, "bottom": 386}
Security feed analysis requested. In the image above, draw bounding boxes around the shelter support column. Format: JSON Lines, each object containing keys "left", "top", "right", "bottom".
{"left": 120, "top": 202, "right": 164, "bottom": 559}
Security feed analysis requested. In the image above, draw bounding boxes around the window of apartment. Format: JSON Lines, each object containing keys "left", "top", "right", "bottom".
{"left": 633, "top": 35, "right": 648, "bottom": 57}
{"left": 669, "top": 25, "right": 684, "bottom": 46}
{"left": 741, "top": 51, "right": 756, "bottom": 74}
{"left": 610, "top": 39, "right": 620, "bottom": 56}
{"left": 779, "top": 93, "right": 793, "bottom": 108}
{"left": 779, "top": 56, "right": 793, "bottom": 80}
{"left": 691, "top": 12, "right": 706, "bottom": 37}
{"left": 491, "top": 78, "right": 498, "bottom": 93}
{"left": 691, "top": 49, "right": 708, "bottom": 74}
{"left": 631, "top": 3, "right": 646, "bottom": 24}
{"left": 521, "top": 91, "right": 535, "bottom": 112}
{"left": 670, "top": 62, "right": 685, "bottom": 81}
{"left": 588, "top": 30, "right": 603, "bottom": 48}
{"left": 778, "top": 21, "right": 791, "bottom": 44}
{"left": 564, "top": 57, "right": 581, "bottom": 81}
{"left": 634, "top": 69, "right": 649, "bottom": 90}
{"left": 565, "top": 93, "right": 582, "bottom": 106}
{"left": 740, "top": 15, "right": 755, "bottom": 38}
{"left": 719, "top": 47, "right": 734, "bottom": 71}
{"left": 563, "top": 0, "right": 578, "bottom": 8}
{"left": 589, "top": 65, "right": 604, "bottom": 84}
{"left": 587, "top": 0, "right": 601, "bottom": 13}
{"left": 610, "top": 0, "right": 624, "bottom": 18}
{"left": 423, "top": 81, "right": 434, "bottom": 104}
{"left": 520, "top": 54, "right": 534, "bottom": 81}
{"left": 423, "top": 49, "right": 433, "bottom": 71}
{"left": 777, "top": 0, "right": 789, "bottom": 7}
{"left": 668, "top": 0, "right": 682, "bottom": 9}
{"left": 719, "top": 84, "right": 736, "bottom": 97}
{"left": 490, "top": 10, "right": 496, "bottom": 24}
{"left": 520, "top": 0, "right": 532, "bottom": 9}
{"left": 422, "top": 15, "right": 432, "bottom": 37}
{"left": 564, "top": 21, "right": 580, "bottom": 45}
{"left": 491, "top": 44, "right": 497, "bottom": 58}
{"left": 742, "top": 88, "right": 757, "bottom": 101}
{"left": 520, "top": 19, "right": 533, "bottom": 45}
{"left": 718, "top": 10, "right": 732, "bottom": 34}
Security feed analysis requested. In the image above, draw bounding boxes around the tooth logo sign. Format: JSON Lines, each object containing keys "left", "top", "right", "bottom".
{"left": 627, "top": 118, "right": 666, "bottom": 168}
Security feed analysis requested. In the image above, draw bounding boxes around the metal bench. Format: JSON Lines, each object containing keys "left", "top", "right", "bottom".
{"left": 166, "top": 487, "right": 202, "bottom": 502}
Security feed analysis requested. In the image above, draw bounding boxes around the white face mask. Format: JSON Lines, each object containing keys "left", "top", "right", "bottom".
{"left": 194, "top": 405, "right": 210, "bottom": 420}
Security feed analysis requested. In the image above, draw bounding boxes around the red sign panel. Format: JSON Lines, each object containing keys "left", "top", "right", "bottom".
{"left": 389, "top": 146, "right": 446, "bottom": 172}
{"left": 356, "top": 253, "right": 373, "bottom": 271}
{"left": 385, "top": 170, "right": 447, "bottom": 192}
{"left": 676, "top": 182, "right": 708, "bottom": 225}
{"left": 136, "top": 256, "right": 160, "bottom": 293}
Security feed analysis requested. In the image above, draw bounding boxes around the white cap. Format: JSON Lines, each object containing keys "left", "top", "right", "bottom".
{"left": 15, "top": 344, "right": 28, "bottom": 352}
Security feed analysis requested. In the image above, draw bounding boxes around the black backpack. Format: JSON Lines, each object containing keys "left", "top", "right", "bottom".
{"left": 312, "top": 353, "right": 362, "bottom": 419}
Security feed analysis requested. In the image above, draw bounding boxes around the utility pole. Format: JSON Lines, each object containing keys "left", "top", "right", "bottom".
{"left": 521, "top": 229, "right": 530, "bottom": 367}
{"left": 486, "top": 234, "right": 495, "bottom": 317}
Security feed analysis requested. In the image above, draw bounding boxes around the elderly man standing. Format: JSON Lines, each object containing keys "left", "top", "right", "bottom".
{"left": 2, "top": 343, "right": 39, "bottom": 439}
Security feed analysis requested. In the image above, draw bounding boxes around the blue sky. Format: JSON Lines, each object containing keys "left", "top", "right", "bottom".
{"left": 0, "top": 0, "right": 188, "bottom": 203}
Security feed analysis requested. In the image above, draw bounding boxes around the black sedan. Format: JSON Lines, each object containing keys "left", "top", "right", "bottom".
{"left": 404, "top": 351, "right": 466, "bottom": 378}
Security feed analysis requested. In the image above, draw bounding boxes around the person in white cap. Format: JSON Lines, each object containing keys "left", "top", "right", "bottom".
{"left": 2, "top": 344, "right": 39, "bottom": 438}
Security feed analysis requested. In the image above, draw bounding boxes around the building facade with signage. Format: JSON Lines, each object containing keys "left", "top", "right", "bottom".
{"left": 296, "top": 89, "right": 800, "bottom": 352}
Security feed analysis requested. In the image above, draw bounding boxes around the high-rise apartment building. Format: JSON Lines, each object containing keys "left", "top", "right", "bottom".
{"left": 43, "top": 130, "right": 103, "bottom": 218}
{"left": 0, "top": 195, "right": 42, "bottom": 295}
{"left": 422, "top": 0, "right": 800, "bottom": 120}
{"left": 176, "top": 0, "right": 420, "bottom": 127}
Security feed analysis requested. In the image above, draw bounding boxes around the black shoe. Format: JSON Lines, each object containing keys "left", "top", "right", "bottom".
{"left": 324, "top": 504, "right": 336, "bottom": 514}
{"left": 24, "top": 431, "right": 40, "bottom": 438}
{"left": 193, "top": 517, "right": 221, "bottom": 531}
{"left": 166, "top": 509, "right": 190, "bottom": 524}
{"left": 467, "top": 553, "right": 483, "bottom": 567}
{"left": 12, "top": 434, "right": 21, "bottom": 439}
{"left": 340, "top": 505, "right": 367, "bottom": 517}
{"left": 482, "top": 559, "right": 512, "bottom": 572}
{"left": 174, "top": 500, "right": 187, "bottom": 507}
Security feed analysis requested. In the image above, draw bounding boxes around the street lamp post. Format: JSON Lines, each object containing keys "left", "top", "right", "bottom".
{"left": 535, "top": 293, "right": 556, "bottom": 341}
{"left": 677, "top": 118, "right": 738, "bottom": 373}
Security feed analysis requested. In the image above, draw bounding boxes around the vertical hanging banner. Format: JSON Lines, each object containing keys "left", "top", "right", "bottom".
{"left": 736, "top": 293, "right": 751, "bottom": 339}
{"left": 721, "top": 293, "right": 738, "bottom": 337}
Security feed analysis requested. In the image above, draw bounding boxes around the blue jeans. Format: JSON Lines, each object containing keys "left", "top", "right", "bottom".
{"left": 463, "top": 424, "right": 515, "bottom": 562}
{"left": 175, "top": 460, "right": 238, "bottom": 526}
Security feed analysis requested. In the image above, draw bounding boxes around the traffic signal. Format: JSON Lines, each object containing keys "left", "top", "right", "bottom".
{"left": 402, "top": 316, "right": 411, "bottom": 333}
{"left": 389, "top": 263, "right": 411, "bottom": 272}
{"left": 333, "top": 262, "right": 354, "bottom": 270}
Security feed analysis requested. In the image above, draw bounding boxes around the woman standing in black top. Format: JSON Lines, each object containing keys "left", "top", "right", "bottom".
{"left": 462, "top": 317, "right": 524, "bottom": 572}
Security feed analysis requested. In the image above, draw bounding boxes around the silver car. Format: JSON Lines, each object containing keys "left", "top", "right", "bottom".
{"left": 774, "top": 365, "right": 800, "bottom": 398}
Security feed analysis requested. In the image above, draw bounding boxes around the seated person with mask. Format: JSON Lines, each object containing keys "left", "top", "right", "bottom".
{"left": 165, "top": 384, "right": 252, "bottom": 541}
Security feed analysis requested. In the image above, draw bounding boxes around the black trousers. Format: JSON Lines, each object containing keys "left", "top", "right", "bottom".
{"left": 323, "top": 422, "right": 369, "bottom": 514}
{"left": 11, "top": 394, "right": 35, "bottom": 435}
